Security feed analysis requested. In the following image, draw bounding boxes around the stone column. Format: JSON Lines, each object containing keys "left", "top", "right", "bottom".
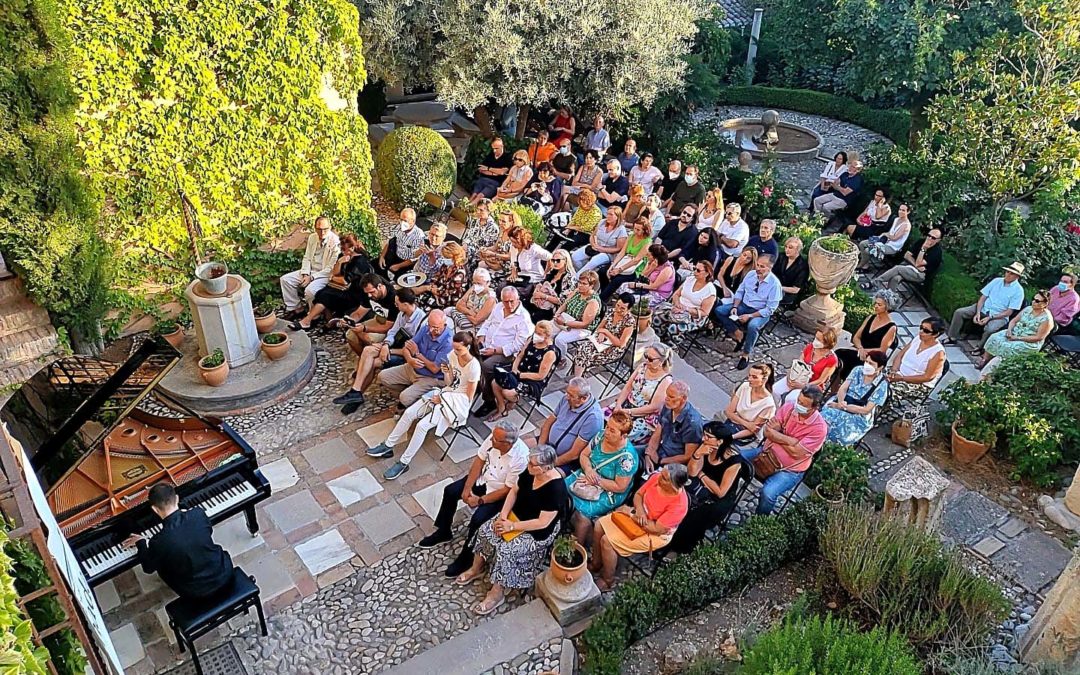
{"left": 1019, "top": 551, "right": 1080, "bottom": 669}
{"left": 1038, "top": 464, "right": 1080, "bottom": 533}
{"left": 882, "top": 456, "right": 950, "bottom": 532}
{"left": 185, "top": 275, "right": 260, "bottom": 367}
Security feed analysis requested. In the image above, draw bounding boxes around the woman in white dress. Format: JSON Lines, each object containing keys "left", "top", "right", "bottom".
{"left": 809, "top": 151, "right": 848, "bottom": 211}
{"left": 652, "top": 260, "right": 718, "bottom": 336}
{"left": 857, "top": 204, "right": 912, "bottom": 270}
{"left": 695, "top": 188, "right": 724, "bottom": 231}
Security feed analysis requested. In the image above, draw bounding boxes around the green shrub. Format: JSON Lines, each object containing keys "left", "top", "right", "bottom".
{"left": 820, "top": 506, "right": 1010, "bottom": 648}
{"left": 776, "top": 211, "right": 826, "bottom": 254}
{"left": 375, "top": 126, "right": 458, "bottom": 211}
{"left": 227, "top": 249, "right": 304, "bottom": 311}
{"left": 459, "top": 134, "right": 529, "bottom": 193}
{"left": 489, "top": 201, "right": 547, "bottom": 246}
{"left": 741, "top": 615, "right": 921, "bottom": 675}
{"left": 929, "top": 252, "right": 980, "bottom": 321}
{"left": 714, "top": 86, "right": 912, "bottom": 146}
{"left": 737, "top": 161, "right": 797, "bottom": 227}
{"left": 805, "top": 442, "right": 871, "bottom": 503}
{"left": 653, "top": 121, "right": 735, "bottom": 188}
{"left": 834, "top": 279, "right": 873, "bottom": 334}
{"left": 580, "top": 501, "right": 826, "bottom": 675}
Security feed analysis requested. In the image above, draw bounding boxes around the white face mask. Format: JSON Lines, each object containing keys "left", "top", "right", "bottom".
{"left": 559, "top": 146, "right": 570, "bottom": 155}
{"left": 472, "top": 283, "right": 486, "bottom": 293}
{"left": 812, "top": 338, "right": 824, "bottom": 349}
{"left": 863, "top": 365, "right": 878, "bottom": 376}
{"left": 684, "top": 175, "right": 698, "bottom": 186}
{"left": 795, "top": 403, "right": 809, "bottom": 415}
{"left": 669, "top": 171, "right": 680, "bottom": 180}
{"left": 400, "top": 220, "right": 412, "bottom": 232}
{"left": 532, "top": 334, "right": 545, "bottom": 344}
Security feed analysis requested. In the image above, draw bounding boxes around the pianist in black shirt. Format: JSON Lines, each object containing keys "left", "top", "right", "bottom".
{"left": 123, "top": 484, "right": 234, "bottom": 599}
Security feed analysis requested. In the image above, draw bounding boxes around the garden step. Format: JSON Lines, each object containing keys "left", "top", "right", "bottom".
{"left": 0, "top": 298, "right": 52, "bottom": 338}
{"left": 0, "top": 276, "right": 26, "bottom": 301}
{"left": 0, "top": 324, "right": 59, "bottom": 365}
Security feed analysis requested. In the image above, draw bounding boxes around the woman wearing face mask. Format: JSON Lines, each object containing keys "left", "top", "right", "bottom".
{"left": 772, "top": 327, "right": 839, "bottom": 404}
{"left": 821, "top": 350, "right": 889, "bottom": 444}
{"left": 560, "top": 151, "right": 604, "bottom": 212}
{"left": 487, "top": 320, "right": 560, "bottom": 421}
{"left": 413, "top": 242, "right": 468, "bottom": 309}
{"left": 462, "top": 199, "right": 499, "bottom": 259}
{"left": 448, "top": 268, "right": 498, "bottom": 332}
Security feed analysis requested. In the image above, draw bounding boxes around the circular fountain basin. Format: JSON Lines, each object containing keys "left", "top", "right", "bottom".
{"left": 719, "top": 118, "right": 823, "bottom": 161}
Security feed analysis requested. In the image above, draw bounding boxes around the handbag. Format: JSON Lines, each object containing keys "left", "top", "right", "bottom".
{"left": 891, "top": 419, "right": 913, "bottom": 448}
{"left": 751, "top": 450, "right": 784, "bottom": 480}
{"left": 788, "top": 359, "right": 813, "bottom": 387}
{"left": 611, "top": 511, "right": 646, "bottom": 539}
{"left": 501, "top": 513, "right": 525, "bottom": 542}
{"left": 569, "top": 450, "right": 629, "bottom": 501}
{"left": 857, "top": 213, "right": 872, "bottom": 227}
{"left": 493, "top": 366, "right": 520, "bottom": 390}
{"left": 843, "top": 376, "right": 884, "bottom": 407}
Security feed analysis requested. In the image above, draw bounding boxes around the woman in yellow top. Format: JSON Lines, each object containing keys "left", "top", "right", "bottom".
{"left": 552, "top": 188, "right": 603, "bottom": 250}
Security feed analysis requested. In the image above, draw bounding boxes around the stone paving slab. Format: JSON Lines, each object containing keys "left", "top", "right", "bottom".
{"left": 214, "top": 512, "right": 266, "bottom": 558}
{"left": 355, "top": 500, "right": 417, "bottom": 545}
{"left": 236, "top": 545, "right": 295, "bottom": 600}
{"left": 264, "top": 489, "right": 325, "bottom": 534}
{"left": 110, "top": 622, "right": 146, "bottom": 670}
{"left": 413, "top": 477, "right": 459, "bottom": 522}
{"left": 95, "top": 579, "right": 121, "bottom": 614}
{"left": 302, "top": 437, "right": 358, "bottom": 473}
{"left": 295, "top": 529, "right": 355, "bottom": 576}
{"left": 989, "top": 530, "right": 1071, "bottom": 595}
{"left": 261, "top": 457, "right": 300, "bottom": 492}
{"left": 328, "top": 467, "right": 384, "bottom": 507}
{"left": 940, "top": 490, "right": 1011, "bottom": 546}
{"left": 357, "top": 417, "right": 398, "bottom": 449}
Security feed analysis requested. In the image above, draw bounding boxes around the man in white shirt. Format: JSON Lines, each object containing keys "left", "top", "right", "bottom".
{"left": 475, "top": 286, "right": 534, "bottom": 416}
{"left": 948, "top": 262, "right": 1026, "bottom": 351}
{"left": 584, "top": 115, "right": 611, "bottom": 156}
{"left": 717, "top": 203, "right": 750, "bottom": 258}
{"left": 281, "top": 216, "right": 340, "bottom": 316}
{"left": 629, "top": 153, "right": 664, "bottom": 195}
{"left": 417, "top": 422, "right": 530, "bottom": 577}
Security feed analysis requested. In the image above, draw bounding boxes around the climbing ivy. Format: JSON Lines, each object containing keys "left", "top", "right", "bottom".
{"left": 0, "top": 530, "right": 50, "bottom": 674}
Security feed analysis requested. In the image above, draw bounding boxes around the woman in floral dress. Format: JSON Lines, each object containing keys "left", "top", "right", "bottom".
{"left": 447, "top": 267, "right": 497, "bottom": 332}
{"left": 462, "top": 199, "right": 499, "bottom": 258}
{"left": 567, "top": 293, "right": 637, "bottom": 377}
{"left": 981, "top": 291, "right": 1055, "bottom": 369}
{"left": 608, "top": 344, "right": 674, "bottom": 443}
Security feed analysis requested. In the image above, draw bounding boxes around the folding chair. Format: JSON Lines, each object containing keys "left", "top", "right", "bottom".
{"left": 514, "top": 348, "right": 563, "bottom": 424}
{"left": 672, "top": 317, "right": 715, "bottom": 359}
{"left": 432, "top": 397, "right": 487, "bottom": 461}
{"left": 1049, "top": 334, "right": 1080, "bottom": 368}
{"left": 545, "top": 212, "right": 574, "bottom": 251}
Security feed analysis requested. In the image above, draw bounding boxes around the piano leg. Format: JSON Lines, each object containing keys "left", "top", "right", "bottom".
{"left": 244, "top": 506, "right": 260, "bottom": 537}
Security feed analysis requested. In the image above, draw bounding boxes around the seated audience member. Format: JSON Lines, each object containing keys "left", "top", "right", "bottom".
{"left": 526, "top": 129, "right": 557, "bottom": 168}
{"left": 604, "top": 217, "right": 652, "bottom": 289}
{"left": 341, "top": 274, "right": 401, "bottom": 353}
{"left": 608, "top": 345, "right": 674, "bottom": 443}
{"left": 721, "top": 364, "right": 777, "bottom": 443}
{"left": 857, "top": 204, "right": 911, "bottom": 269}
{"left": 560, "top": 151, "right": 603, "bottom": 212}
{"left": 714, "top": 255, "right": 784, "bottom": 370}
{"left": 469, "top": 138, "right": 512, "bottom": 204}
{"left": 886, "top": 318, "right": 947, "bottom": 428}
{"left": 740, "top": 387, "right": 828, "bottom": 514}
{"left": 1048, "top": 272, "right": 1079, "bottom": 332}
{"left": 809, "top": 151, "right": 848, "bottom": 211}
{"left": 571, "top": 207, "right": 628, "bottom": 275}
{"left": 695, "top": 188, "right": 724, "bottom": 231}
{"left": 460, "top": 444, "right": 570, "bottom": 615}
{"left": 773, "top": 237, "right": 810, "bottom": 306}
{"left": 550, "top": 137, "right": 577, "bottom": 184}
{"left": 716, "top": 203, "right": 750, "bottom": 259}
{"left": 290, "top": 234, "right": 371, "bottom": 330}
{"left": 772, "top": 326, "right": 839, "bottom": 404}
{"left": 846, "top": 187, "right": 892, "bottom": 240}
{"left": 616, "top": 139, "right": 640, "bottom": 174}
{"left": 643, "top": 381, "right": 703, "bottom": 470}
{"left": 414, "top": 222, "right": 449, "bottom": 278}
{"left": 834, "top": 292, "right": 898, "bottom": 381}
{"left": 981, "top": 290, "right": 1054, "bottom": 369}
{"left": 565, "top": 293, "right": 636, "bottom": 377}
{"left": 653, "top": 260, "right": 717, "bottom": 337}
{"left": 552, "top": 188, "right": 602, "bottom": 251}
{"left": 416, "top": 422, "right": 530, "bottom": 577}
{"left": 551, "top": 272, "right": 603, "bottom": 354}
{"left": 447, "top": 268, "right": 498, "bottom": 332}
{"left": 746, "top": 219, "right": 780, "bottom": 261}
{"left": 812, "top": 157, "right": 864, "bottom": 221}
{"left": 657, "top": 160, "right": 683, "bottom": 202}
{"left": 495, "top": 150, "right": 534, "bottom": 202}
{"left": 375, "top": 309, "right": 455, "bottom": 411}
{"left": 527, "top": 249, "right": 577, "bottom": 322}
{"left": 662, "top": 165, "right": 705, "bottom": 217}
{"left": 621, "top": 184, "right": 647, "bottom": 225}
{"left": 629, "top": 153, "right": 663, "bottom": 196}
{"left": 644, "top": 196, "right": 666, "bottom": 234}
{"left": 280, "top": 216, "right": 341, "bottom": 317}
{"left": 538, "top": 378, "right": 605, "bottom": 474}
{"left": 334, "top": 289, "right": 426, "bottom": 409}
{"left": 462, "top": 199, "right": 499, "bottom": 258}
{"left": 414, "top": 242, "right": 468, "bottom": 308}
{"left": 487, "top": 320, "right": 559, "bottom": 421}
{"left": 822, "top": 350, "right": 889, "bottom": 444}
{"left": 548, "top": 105, "right": 576, "bottom": 146}
{"left": 376, "top": 208, "right": 425, "bottom": 279}
{"left": 716, "top": 247, "right": 757, "bottom": 301}
{"left": 520, "top": 165, "right": 561, "bottom": 218}
{"left": 566, "top": 411, "right": 639, "bottom": 554}
{"left": 477, "top": 210, "right": 518, "bottom": 280}
{"left": 948, "top": 262, "right": 1026, "bottom": 353}
{"left": 608, "top": 244, "right": 676, "bottom": 308}
{"left": 656, "top": 205, "right": 699, "bottom": 261}
{"left": 592, "top": 464, "right": 689, "bottom": 590}
{"left": 474, "top": 287, "right": 535, "bottom": 418}
{"left": 871, "top": 228, "right": 942, "bottom": 292}
{"left": 675, "top": 228, "right": 721, "bottom": 283}
{"left": 507, "top": 226, "right": 552, "bottom": 295}
{"left": 656, "top": 423, "right": 751, "bottom": 556}
{"left": 584, "top": 115, "right": 612, "bottom": 159}
{"left": 125, "top": 484, "right": 233, "bottom": 600}
{"left": 368, "top": 332, "right": 483, "bottom": 481}
{"left": 596, "top": 160, "right": 629, "bottom": 214}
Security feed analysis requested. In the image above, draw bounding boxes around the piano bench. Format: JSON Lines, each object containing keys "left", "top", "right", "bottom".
{"left": 165, "top": 567, "right": 268, "bottom": 675}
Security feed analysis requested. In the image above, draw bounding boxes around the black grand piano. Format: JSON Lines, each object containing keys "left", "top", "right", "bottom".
{"left": 1, "top": 336, "right": 271, "bottom": 587}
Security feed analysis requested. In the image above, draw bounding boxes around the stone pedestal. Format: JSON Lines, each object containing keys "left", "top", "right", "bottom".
{"left": 1038, "top": 465, "right": 1080, "bottom": 532}
{"left": 1019, "top": 551, "right": 1080, "bottom": 669}
{"left": 883, "top": 456, "right": 950, "bottom": 532}
{"left": 793, "top": 292, "right": 845, "bottom": 334}
{"left": 184, "top": 275, "right": 260, "bottom": 367}
{"left": 534, "top": 569, "right": 602, "bottom": 627}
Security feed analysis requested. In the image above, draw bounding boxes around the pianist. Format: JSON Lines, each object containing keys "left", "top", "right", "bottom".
{"left": 123, "top": 484, "right": 234, "bottom": 600}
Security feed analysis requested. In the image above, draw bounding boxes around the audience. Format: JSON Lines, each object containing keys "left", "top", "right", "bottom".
{"left": 846, "top": 187, "right": 892, "bottom": 240}
{"left": 714, "top": 254, "right": 783, "bottom": 370}
{"left": 661, "top": 165, "right": 705, "bottom": 217}
{"left": 469, "top": 138, "right": 512, "bottom": 203}
{"left": 415, "top": 241, "right": 468, "bottom": 308}
{"left": 281, "top": 216, "right": 341, "bottom": 317}
{"left": 565, "top": 293, "right": 636, "bottom": 378}
{"left": 822, "top": 350, "right": 889, "bottom": 444}
{"left": 947, "top": 262, "right": 1025, "bottom": 353}
{"left": 538, "top": 378, "right": 605, "bottom": 474}
{"left": 527, "top": 249, "right": 578, "bottom": 322}
{"left": 656, "top": 205, "right": 700, "bottom": 261}
{"left": 571, "top": 207, "right": 628, "bottom": 275}
{"left": 550, "top": 137, "right": 577, "bottom": 184}
{"left": 643, "top": 381, "right": 704, "bottom": 470}
{"left": 629, "top": 153, "right": 663, "bottom": 196}
{"left": 566, "top": 411, "right": 639, "bottom": 556}
{"left": 462, "top": 199, "right": 499, "bottom": 258}
{"left": 605, "top": 217, "right": 653, "bottom": 288}
{"left": 475, "top": 286, "right": 535, "bottom": 418}
{"left": 813, "top": 157, "right": 864, "bottom": 222}
{"left": 653, "top": 260, "right": 717, "bottom": 337}
{"left": 447, "top": 268, "right": 497, "bottom": 332}
{"left": 597, "top": 160, "right": 630, "bottom": 215}
{"left": 520, "top": 163, "right": 561, "bottom": 218}
{"left": 695, "top": 188, "right": 724, "bottom": 231}
{"left": 526, "top": 130, "right": 557, "bottom": 168}
{"left": 1048, "top": 272, "right": 1079, "bottom": 331}
{"left": 746, "top": 219, "right": 780, "bottom": 261}
{"left": 886, "top": 318, "right": 947, "bottom": 431}
{"left": 584, "top": 115, "right": 611, "bottom": 159}
{"left": 376, "top": 208, "right": 425, "bottom": 280}
{"left": 716, "top": 247, "right": 758, "bottom": 301}
{"left": 488, "top": 320, "right": 559, "bottom": 420}
{"left": 773, "top": 326, "right": 839, "bottom": 404}
{"left": 615, "top": 139, "right": 640, "bottom": 174}
{"left": 414, "top": 222, "right": 449, "bottom": 277}
{"left": 341, "top": 274, "right": 400, "bottom": 353}
{"left": 554, "top": 188, "right": 602, "bottom": 250}
{"left": 609, "top": 244, "right": 676, "bottom": 308}
{"left": 551, "top": 271, "right": 603, "bottom": 353}
{"left": 289, "top": 234, "right": 371, "bottom": 330}
{"left": 621, "top": 184, "right": 647, "bottom": 225}
{"left": 834, "top": 291, "right": 898, "bottom": 382}
{"left": 721, "top": 364, "right": 777, "bottom": 443}
{"left": 507, "top": 226, "right": 552, "bottom": 295}
{"left": 548, "top": 105, "right": 576, "bottom": 146}
{"left": 870, "top": 228, "right": 942, "bottom": 292}
{"left": 857, "top": 203, "right": 911, "bottom": 270}
{"left": 560, "top": 152, "right": 604, "bottom": 211}
{"left": 981, "top": 290, "right": 1054, "bottom": 369}
{"left": 609, "top": 344, "right": 674, "bottom": 443}
{"left": 717, "top": 203, "right": 750, "bottom": 259}
{"left": 375, "top": 309, "right": 454, "bottom": 412}
{"left": 676, "top": 228, "right": 721, "bottom": 282}
{"left": 773, "top": 237, "right": 810, "bottom": 307}
{"left": 809, "top": 151, "right": 848, "bottom": 210}
{"left": 657, "top": 160, "right": 683, "bottom": 203}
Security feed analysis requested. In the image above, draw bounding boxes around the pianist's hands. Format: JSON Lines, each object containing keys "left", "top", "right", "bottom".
{"left": 121, "top": 535, "right": 145, "bottom": 549}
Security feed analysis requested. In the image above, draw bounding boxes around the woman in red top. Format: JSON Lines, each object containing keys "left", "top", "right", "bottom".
{"left": 772, "top": 326, "right": 839, "bottom": 405}
{"left": 548, "top": 105, "right": 576, "bottom": 145}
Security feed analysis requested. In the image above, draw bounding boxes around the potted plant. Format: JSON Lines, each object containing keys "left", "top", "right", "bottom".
{"left": 152, "top": 318, "right": 184, "bottom": 349}
{"left": 253, "top": 301, "right": 278, "bottom": 334}
{"left": 198, "top": 348, "right": 229, "bottom": 386}
{"left": 549, "top": 535, "right": 588, "bottom": 586}
{"left": 195, "top": 261, "right": 229, "bottom": 296}
{"left": 630, "top": 295, "right": 653, "bottom": 334}
{"left": 806, "top": 442, "right": 871, "bottom": 504}
{"left": 261, "top": 331, "right": 291, "bottom": 360}
{"left": 939, "top": 380, "right": 998, "bottom": 463}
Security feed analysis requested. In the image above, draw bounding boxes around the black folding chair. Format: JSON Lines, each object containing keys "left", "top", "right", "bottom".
{"left": 432, "top": 397, "right": 487, "bottom": 461}
{"left": 513, "top": 347, "right": 563, "bottom": 424}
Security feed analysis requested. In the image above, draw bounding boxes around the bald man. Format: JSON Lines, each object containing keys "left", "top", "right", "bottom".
{"left": 376, "top": 208, "right": 424, "bottom": 279}
{"left": 376, "top": 309, "right": 455, "bottom": 408}
{"left": 281, "top": 216, "right": 340, "bottom": 316}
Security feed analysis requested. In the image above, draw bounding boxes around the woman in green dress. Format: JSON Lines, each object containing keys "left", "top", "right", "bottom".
{"left": 981, "top": 291, "right": 1054, "bottom": 369}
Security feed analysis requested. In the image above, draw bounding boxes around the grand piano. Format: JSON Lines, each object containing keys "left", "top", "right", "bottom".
{"left": 1, "top": 336, "right": 271, "bottom": 587}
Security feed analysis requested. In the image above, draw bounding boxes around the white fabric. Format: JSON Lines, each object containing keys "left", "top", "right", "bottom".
{"left": 299, "top": 232, "right": 341, "bottom": 278}
{"left": 476, "top": 438, "right": 530, "bottom": 489}
{"left": 732, "top": 382, "right": 777, "bottom": 440}
{"left": 819, "top": 162, "right": 847, "bottom": 182}
{"left": 280, "top": 270, "right": 330, "bottom": 310}
{"left": 554, "top": 326, "right": 590, "bottom": 353}
{"left": 675, "top": 278, "right": 717, "bottom": 312}
{"left": 478, "top": 302, "right": 535, "bottom": 356}
{"left": 717, "top": 218, "right": 749, "bottom": 256}
{"left": 512, "top": 243, "right": 553, "bottom": 283}
{"left": 629, "top": 165, "right": 663, "bottom": 194}
{"left": 392, "top": 350, "right": 481, "bottom": 465}
{"left": 695, "top": 208, "right": 722, "bottom": 231}
{"left": 883, "top": 218, "right": 911, "bottom": 252}
{"left": 897, "top": 339, "right": 945, "bottom": 379}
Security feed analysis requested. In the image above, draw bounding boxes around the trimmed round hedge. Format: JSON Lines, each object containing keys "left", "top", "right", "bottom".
{"left": 375, "top": 126, "right": 457, "bottom": 210}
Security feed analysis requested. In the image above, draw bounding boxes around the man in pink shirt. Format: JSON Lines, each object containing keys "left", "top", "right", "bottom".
{"left": 740, "top": 386, "right": 828, "bottom": 514}
{"left": 1049, "top": 272, "right": 1079, "bottom": 331}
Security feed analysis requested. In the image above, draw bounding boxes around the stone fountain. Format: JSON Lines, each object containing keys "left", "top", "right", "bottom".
{"left": 719, "top": 110, "right": 823, "bottom": 161}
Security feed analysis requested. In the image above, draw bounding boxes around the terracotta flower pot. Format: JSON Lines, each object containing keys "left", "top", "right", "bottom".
{"left": 161, "top": 324, "right": 184, "bottom": 349}
{"left": 951, "top": 420, "right": 993, "bottom": 464}
{"left": 814, "top": 484, "right": 845, "bottom": 507}
{"left": 549, "top": 542, "right": 588, "bottom": 586}
{"left": 635, "top": 312, "right": 652, "bottom": 334}
{"left": 261, "top": 332, "right": 291, "bottom": 361}
{"left": 254, "top": 311, "right": 277, "bottom": 334}
{"left": 198, "top": 358, "right": 229, "bottom": 387}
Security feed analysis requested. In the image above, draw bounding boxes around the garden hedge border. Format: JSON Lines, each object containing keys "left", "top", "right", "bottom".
{"left": 714, "top": 86, "right": 911, "bottom": 147}
{"left": 579, "top": 501, "right": 826, "bottom": 675}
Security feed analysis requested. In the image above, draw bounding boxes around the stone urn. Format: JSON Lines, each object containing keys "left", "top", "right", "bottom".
{"left": 195, "top": 261, "right": 229, "bottom": 296}
{"left": 793, "top": 236, "right": 858, "bottom": 333}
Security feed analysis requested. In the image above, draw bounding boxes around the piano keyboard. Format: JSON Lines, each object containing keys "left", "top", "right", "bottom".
{"left": 81, "top": 481, "right": 258, "bottom": 581}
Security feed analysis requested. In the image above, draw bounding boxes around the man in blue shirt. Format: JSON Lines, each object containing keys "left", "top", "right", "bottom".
{"left": 596, "top": 160, "right": 629, "bottom": 214}
{"left": 376, "top": 309, "right": 454, "bottom": 409}
{"left": 813, "top": 159, "right": 864, "bottom": 219}
{"left": 615, "top": 139, "right": 640, "bottom": 174}
{"left": 746, "top": 219, "right": 780, "bottom": 261}
{"left": 537, "top": 378, "right": 604, "bottom": 475}
{"left": 643, "top": 381, "right": 703, "bottom": 471}
{"left": 713, "top": 255, "right": 784, "bottom": 370}
{"left": 948, "top": 262, "right": 1026, "bottom": 351}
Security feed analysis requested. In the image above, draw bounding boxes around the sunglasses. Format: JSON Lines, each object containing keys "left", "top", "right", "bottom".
{"left": 1033, "top": 297, "right": 1048, "bottom": 304}
{"left": 920, "top": 326, "right": 936, "bottom": 334}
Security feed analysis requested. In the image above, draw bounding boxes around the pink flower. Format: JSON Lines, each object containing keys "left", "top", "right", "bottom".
{"left": 762, "top": 187, "right": 773, "bottom": 198}
{"left": 778, "top": 198, "right": 787, "bottom": 207}
{"left": 789, "top": 217, "right": 798, "bottom": 225}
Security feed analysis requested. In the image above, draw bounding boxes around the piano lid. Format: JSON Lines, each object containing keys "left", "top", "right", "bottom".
{"left": 0, "top": 336, "right": 181, "bottom": 492}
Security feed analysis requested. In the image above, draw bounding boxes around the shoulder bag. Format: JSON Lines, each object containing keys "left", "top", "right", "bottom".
{"left": 751, "top": 408, "right": 796, "bottom": 480}
{"left": 569, "top": 450, "right": 631, "bottom": 502}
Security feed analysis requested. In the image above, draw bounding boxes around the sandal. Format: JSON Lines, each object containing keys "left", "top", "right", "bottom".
{"left": 594, "top": 576, "right": 614, "bottom": 592}
{"left": 472, "top": 595, "right": 505, "bottom": 616}
{"left": 484, "top": 409, "right": 509, "bottom": 423}
{"left": 288, "top": 320, "right": 310, "bottom": 332}
{"left": 454, "top": 570, "right": 483, "bottom": 586}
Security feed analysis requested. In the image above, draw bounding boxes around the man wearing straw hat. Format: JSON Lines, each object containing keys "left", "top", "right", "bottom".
{"left": 947, "top": 261, "right": 1026, "bottom": 353}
